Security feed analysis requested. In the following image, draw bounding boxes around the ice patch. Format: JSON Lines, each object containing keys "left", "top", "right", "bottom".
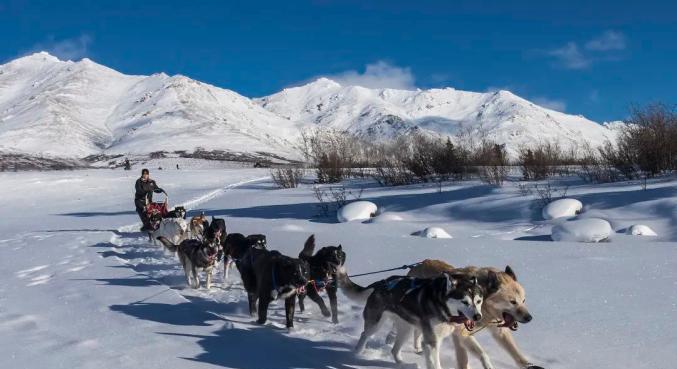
{"left": 551, "top": 218, "right": 612, "bottom": 243}
{"left": 542, "top": 198, "right": 583, "bottom": 220}
{"left": 625, "top": 224, "right": 658, "bottom": 237}
{"left": 337, "top": 201, "right": 377, "bottom": 223}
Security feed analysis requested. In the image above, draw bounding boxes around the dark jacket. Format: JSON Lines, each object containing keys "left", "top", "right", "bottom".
{"left": 135, "top": 178, "right": 161, "bottom": 207}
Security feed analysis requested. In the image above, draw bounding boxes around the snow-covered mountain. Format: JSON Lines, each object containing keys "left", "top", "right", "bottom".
{"left": 0, "top": 52, "right": 303, "bottom": 160}
{"left": 0, "top": 52, "right": 621, "bottom": 161}
{"left": 257, "top": 77, "right": 621, "bottom": 157}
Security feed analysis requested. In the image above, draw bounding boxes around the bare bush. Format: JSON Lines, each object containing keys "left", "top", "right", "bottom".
{"left": 532, "top": 181, "right": 569, "bottom": 208}
{"left": 477, "top": 142, "right": 510, "bottom": 186}
{"left": 619, "top": 103, "right": 677, "bottom": 175}
{"left": 518, "top": 142, "right": 567, "bottom": 180}
{"left": 270, "top": 167, "right": 304, "bottom": 188}
{"left": 372, "top": 158, "right": 416, "bottom": 186}
{"left": 312, "top": 185, "right": 363, "bottom": 217}
{"left": 299, "top": 128, "right": 371, "bottom": 183}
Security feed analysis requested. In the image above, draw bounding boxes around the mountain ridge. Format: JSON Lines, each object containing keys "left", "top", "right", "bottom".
{"left": 0, "top": 52, "right": 621, "bottom": 160}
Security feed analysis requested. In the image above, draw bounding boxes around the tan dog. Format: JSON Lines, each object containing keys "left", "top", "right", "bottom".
{"left": 407, "top": 259, "right": 539, "bottom": 369}
{"left": 189, "top": 213, "right": 209, "bottom": 240}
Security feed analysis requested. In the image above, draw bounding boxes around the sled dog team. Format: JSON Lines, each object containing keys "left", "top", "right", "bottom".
{"left": 152, "top": 212, "right": 542, "bottom": 369}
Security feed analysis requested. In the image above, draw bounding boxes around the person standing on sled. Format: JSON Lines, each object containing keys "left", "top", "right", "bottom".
{"left": 135, "top": 168, "right": 164, "bottom": 231}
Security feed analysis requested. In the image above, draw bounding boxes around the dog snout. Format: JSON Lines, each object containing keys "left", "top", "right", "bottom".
{"left": 522, "top": 313, "right": 533, "bottom": 323}
{"left": 473, "top": 313, "right": 482, "bottom": 322}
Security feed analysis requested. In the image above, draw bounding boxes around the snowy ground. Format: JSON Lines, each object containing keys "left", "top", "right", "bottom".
{"left": 1, "top": 167, "right": 675, "bottom": 369}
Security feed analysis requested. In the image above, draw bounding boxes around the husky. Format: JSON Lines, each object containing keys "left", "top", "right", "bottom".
{"left": 156, "top": 236, "right": 219, "bottom": 289}
{"left": 150, "top": 217, "right": 188, "bottom": 246}
{"left": 297, "top": 234, "right": 346, "bottom": 324}
{"left": 165, "top": 206, "right": 187, "bottom": 219}
{"left": 338, "top": 270, "right": 488, "bottom": 369}
{"left": 222, "top": 233, "right": 267, "bottom": 283}
{"left": 236, "top": 246, "right": 310, "bottom": 329}
{"left": 189, "top": 213, "right": 209, "bottom": 240}
{"left": 405, "top": 259, "right": 541, "bottom": 369}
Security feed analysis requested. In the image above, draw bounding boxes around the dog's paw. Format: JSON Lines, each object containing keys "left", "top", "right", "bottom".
{"left": 524, "top": 365, "right": 545, "bottom": 369}
{"left": 321, "top": 309, "right": 331, "bottom": 318}
{"left": 256, "top": 318, "right": 266, "bottom": 325}
{"left": 331, "top": 317, "right": 339, "bottom": 324}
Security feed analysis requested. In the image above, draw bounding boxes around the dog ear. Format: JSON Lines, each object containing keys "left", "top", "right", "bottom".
{"left": 300, "top": 234, "right": 315, "bottom": 258}
{"left": 505, "top": 266, "right": 517, "bottom": 281}
{"left": 446, "top": 273, "right": 462, "bottom": 290}
{"left": 486, "top": 270, "right": 500, "bottom": 295}
{"left": 337, "top": 244, "right": 342, "bottom": 251}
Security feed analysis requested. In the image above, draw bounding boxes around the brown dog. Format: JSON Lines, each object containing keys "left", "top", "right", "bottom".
{"left": 406, "top": 259, "right": 540, "bottom": 369}
{"left": 189, "top": 213, "right": 209, "bottom": 240}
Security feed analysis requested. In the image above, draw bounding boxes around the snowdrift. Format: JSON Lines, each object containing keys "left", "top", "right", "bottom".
{"left": 413, "top": 227, "right": 453, "bottom": 239}
{"left": 337, "top": 201, "right": 377, "bottom": 222}
{"left": 551, "top": 218, "right": 612, "bottom": 243}
{"left": 542, "top": 198, "right": 583, "bottom": 220}
{"left": 625, "top": 224, "right": 658, "bottom": 236}
{"left": 366, "top": 212, "right": 404, "bottom": 223}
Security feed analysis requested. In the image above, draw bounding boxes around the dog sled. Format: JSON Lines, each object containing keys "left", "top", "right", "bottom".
{"left": 145, "top": 190, "right": 169, "bottom": 221}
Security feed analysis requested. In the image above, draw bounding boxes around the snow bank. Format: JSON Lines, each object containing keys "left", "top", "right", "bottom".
{"left": 551, "top": 218, "right": 612, "bottom": 243}
{"left": 625, "top": 224, "right": 658, "bottom": 236}
{"left": 542, "top": 198, "right": 583, "bottom": 220}
{"left": 367, "top": 212, "right": 404, "bottom": 223}
{"left": 414, "top": 227, "right": 453, "bottom": 239}
{"left": 337, "top": 201, "right": 377, "bottom": 223}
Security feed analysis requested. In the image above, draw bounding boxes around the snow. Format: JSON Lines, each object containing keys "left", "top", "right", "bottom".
{"left": 336, "top": 200, "right": 378, "bottom": 222}
{"left": 1, "top": 52, "right": 621, "bottom": 160}
{"left": 1, "top": 166, "right": 676, "bottom": 369}
{"left": 0, "top": 53, "right": 302, "bottom": 160}
{"left": 414, "top": 226, "right": 453, "bottom": 239}
{"left": 366, "top": 212, "right": 404, "bottom": 223}
{"left": 551, "top": 218, "right": 613, "bottom": 243}
{"left": 257, "top": 79, "right": 621, "bottom": 158}
{"left": 542, "top": 198, "right": 583, "bottom": 220}
{"left": 626, "top": 224, "right": 658, "bottom": 236}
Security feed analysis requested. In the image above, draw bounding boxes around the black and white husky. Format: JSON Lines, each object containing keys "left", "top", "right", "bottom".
{"left": 338, "top": 271, "right": 486, "bottom": 369}
{"left": 156, "top": 236, "right": 219, "bottom": 289}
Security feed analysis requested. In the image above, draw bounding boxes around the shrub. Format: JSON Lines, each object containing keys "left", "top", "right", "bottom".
{"left": 619, "top": 103, "right": 677, "bottom": 175}
{"left": 271, "top": 167, "right": 304, "bottom": 188}
{"left": 477, "top": 142, "right": 510, "bottom": 186}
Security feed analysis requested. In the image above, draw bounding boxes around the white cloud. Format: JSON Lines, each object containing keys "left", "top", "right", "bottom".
{"left": 548, "top": 42, "right": 590, "bottom": 70}
{"left": 328, "top": 61, "right": 415, "bottom": 90}
{"left": 585, "top": 31, "right": 626, "bottom": 51}
{"left": 26, "top": 34, "right": 92, "bottom": 61}
{"left": 545, "top": 30, "right": 627, "bottom": 70}
{"left": 533, "top": 97, "right": 567, "bottom": 112}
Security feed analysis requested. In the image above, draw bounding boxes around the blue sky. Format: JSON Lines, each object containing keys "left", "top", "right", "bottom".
{"left": 1, "top": 1, "right": 675, "bottom": 122}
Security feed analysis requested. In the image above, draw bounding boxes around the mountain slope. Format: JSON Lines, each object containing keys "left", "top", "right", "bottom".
{"left": 0, "top": 52, "right": 302, "bottom": 160}
{"left": 1, "top": 53, "right": 621, "bottom": 160}
{"left": 257, "top": 78, "right": 620, "bottom": 156}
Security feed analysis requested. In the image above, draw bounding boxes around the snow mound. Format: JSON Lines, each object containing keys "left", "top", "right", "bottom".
{"left": 367, "top": 212, "right": 404, "bottom": 223}
{"left": 625, "top": 224, "right": 658, "bottom": 236}
{"left": 337, "top": 201, "right": 377, "bottom": 223}
{"left": 551, "top": 218, "right": 612, "bottom": 243}
{"left": 542, "top": 198, "right": 583, "bottom": 220}
{"left": 414, "top": 227, "right": 453, "bottom": 239}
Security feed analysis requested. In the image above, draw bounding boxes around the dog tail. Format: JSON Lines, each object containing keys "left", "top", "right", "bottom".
{"left": 156, "top": 236, "right": 178, "bottom": 252}
{"left": 299, "top": 234, "right": 315, "bottom": 258}
{"left": 336, "top": 268, "right": 373, "bottom": 304}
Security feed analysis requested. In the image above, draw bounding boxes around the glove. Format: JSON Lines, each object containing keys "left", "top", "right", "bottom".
{"left": 153, "top": 188, "right": 165, "bottom": 194}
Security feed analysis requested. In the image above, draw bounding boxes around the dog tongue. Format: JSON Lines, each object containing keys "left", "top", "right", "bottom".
{"left": 464, "top": 320, "right": 475, "bottom": 331}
